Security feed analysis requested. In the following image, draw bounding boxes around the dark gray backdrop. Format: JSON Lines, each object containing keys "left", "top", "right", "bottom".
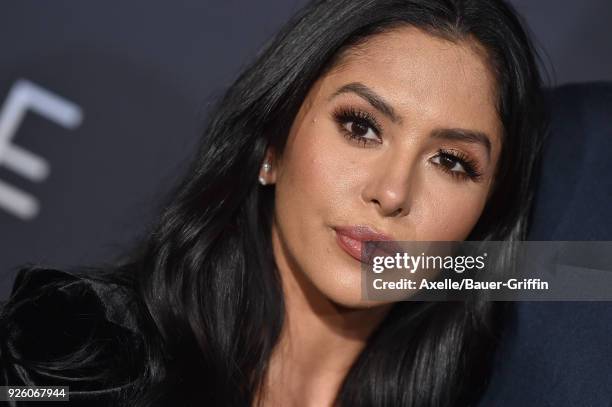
{"left": 1, "top": 0, "right": 611, "bottom": 298}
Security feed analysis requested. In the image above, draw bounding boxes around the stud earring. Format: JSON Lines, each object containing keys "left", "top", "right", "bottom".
{"left": 259, "top": 161, "right": 272, "bottom": 185}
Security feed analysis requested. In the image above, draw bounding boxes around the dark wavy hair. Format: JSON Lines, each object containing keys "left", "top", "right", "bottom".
{"left": 10, "top": 1, "right": 547, "bottom": 406}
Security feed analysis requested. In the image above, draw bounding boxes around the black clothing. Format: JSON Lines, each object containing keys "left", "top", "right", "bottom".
{"left": 0, "top": 266, "right": 146, "bottom": 406}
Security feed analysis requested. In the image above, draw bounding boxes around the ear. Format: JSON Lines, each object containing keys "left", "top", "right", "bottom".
{"left": 258, "top": 147, "right": 278, "bottom": 186}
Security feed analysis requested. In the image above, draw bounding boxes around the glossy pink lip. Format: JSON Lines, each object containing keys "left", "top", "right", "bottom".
{"left": 333, "top": 225, "right": 398, "bottom": 263}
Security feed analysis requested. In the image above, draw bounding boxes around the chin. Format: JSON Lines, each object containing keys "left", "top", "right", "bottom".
{"left": 308, "top": 252, "right": 393, "bottom": 310}
{"left": 329, "top": 293, "right": 393, "bottom": 310}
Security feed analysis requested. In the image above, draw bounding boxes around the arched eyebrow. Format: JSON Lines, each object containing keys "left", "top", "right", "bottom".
{"left": 330, "top": 81, "right": 492, "bottom": 157}
{"left": 431, "top": 128, "right": 492, "bottom": 158}
{"left": 329, "top": 82, "right": 402, "bottom": 124}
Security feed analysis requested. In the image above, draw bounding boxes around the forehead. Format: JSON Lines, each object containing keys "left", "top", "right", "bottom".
{"left": 321, "top": 26, "right": 502, "bottom": 141}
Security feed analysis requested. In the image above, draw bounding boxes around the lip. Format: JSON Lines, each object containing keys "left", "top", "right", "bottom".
{"left": 333, "top": 225, "right": 401, "bottom": 263}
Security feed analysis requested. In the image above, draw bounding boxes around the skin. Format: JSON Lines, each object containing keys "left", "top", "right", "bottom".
{"left": 256, "top": 26, "right": 502, "bottom": 406}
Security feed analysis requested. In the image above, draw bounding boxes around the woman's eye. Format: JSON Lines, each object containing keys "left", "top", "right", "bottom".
{"left": 430, "top": 150, "right": 482, "bottom": 181}
{"left": 431, "top": 154, "right": 466, "bottom": 173}
{"left": 332, "top": 107, "right": 383, "bottom": 147}
{"left": 342, "top": 120, "right": 380, "bottom": 141}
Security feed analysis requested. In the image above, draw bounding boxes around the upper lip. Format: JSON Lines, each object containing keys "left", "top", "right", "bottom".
{"left": 334, "top": 224, "right": 394, "bottom": 242}
{"left": 334, "top": 225, "right": 404, "bottom": 260}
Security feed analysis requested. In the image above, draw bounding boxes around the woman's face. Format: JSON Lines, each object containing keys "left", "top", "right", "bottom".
{"left": 267, "top": 27, "right": 502, "bottom": 307}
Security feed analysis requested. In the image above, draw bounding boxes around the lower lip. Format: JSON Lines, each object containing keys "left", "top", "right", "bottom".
{"left": 335, "top": 230, "right": 365, "bottom": 263}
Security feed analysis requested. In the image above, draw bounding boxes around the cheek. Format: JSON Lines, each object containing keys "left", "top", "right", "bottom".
{"left": 413, "top": 179, "right": 488, "bottom": 240}
{"left": 272, "top": 122, "right": 335, "bottom": 264}
{"left": 277, "top": 122, "right": 355, "bottom": 220}
{"left": 276, "top": 117, "right": 491, "bottom": 243}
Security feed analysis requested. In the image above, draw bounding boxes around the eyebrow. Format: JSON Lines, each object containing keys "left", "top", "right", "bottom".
{"left": 431, "top": 128, "right": 492, "bottom": 158}
{"left": 329, "top": 81, "right": 492, "bottom": 157}
{"left": 329, "top": 82, "right": 402, "bottom": 124}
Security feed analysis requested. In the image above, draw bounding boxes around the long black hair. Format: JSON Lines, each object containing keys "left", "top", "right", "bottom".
{"left": 8, "top": 1, "right": 547, "bottom": 406}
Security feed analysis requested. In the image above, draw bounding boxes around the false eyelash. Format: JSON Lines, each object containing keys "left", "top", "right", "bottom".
{"left": 435, "top": 148, "right": 483, "bottom": 181}
{"left": 331, "top": 106, "right": 382, "bottom": 146}
{"left": 330, "top": 107, "right": 483, "bottom": 182}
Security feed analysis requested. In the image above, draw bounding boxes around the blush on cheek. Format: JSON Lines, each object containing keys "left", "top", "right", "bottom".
{"left": 286, "top": 121, "right": 355, "bottom": 200}
{"left": 431, "top": 197, "right": 487, "bottom": 240}
{"left": 409, "top": 176, "right": 488, "bottom": 240}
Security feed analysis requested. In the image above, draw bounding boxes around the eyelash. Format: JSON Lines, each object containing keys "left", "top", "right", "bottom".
{"left": 331, "top": 106, "right": 483, "bottom": 182}
{"left": 332, "top": 106, "right": 383, "bottom": 147}
{"left": 434, "top": 149, "right": 483, "bottom": 181}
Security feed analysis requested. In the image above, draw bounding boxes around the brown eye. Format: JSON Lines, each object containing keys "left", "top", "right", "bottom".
{"left": 353, "top": 121, "right": 369, "bottom": 136}
{"left": 430, "top": 149, "right": 483, "bottom": 181}
{"left": 342, "top": 120, "right": 379, "bottom": 141}
{"left": 332, "top": 106, "right": 383, "bottom": 147}
{"left": 433, "top": 154, "right": 466, "bottom": 173}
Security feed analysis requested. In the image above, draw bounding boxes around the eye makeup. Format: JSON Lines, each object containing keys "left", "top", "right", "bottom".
{"left": 431, "top": 148, "right": 484, "bottom": 182}
{"left": 330, "top": 104, "right": 485, "bottom": 182}
{"left": 331, "top": 105, "right": 382, "bottom": 147}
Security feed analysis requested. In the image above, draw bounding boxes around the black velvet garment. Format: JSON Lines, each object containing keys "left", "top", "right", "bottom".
{"left": 0, "top": 267, "right": 147, "bottom": 406}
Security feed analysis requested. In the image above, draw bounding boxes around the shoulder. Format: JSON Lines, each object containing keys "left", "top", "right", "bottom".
{"left": 0, "top": 265, "right": 147, "bottom": 403}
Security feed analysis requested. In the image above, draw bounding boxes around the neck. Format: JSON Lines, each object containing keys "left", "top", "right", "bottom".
{"left": 256, "top": 224, "right": 391, "bottom": 407}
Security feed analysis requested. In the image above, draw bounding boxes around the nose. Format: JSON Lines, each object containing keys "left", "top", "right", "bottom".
{"left": 361, "top": 154, "right": 416, "bottom": 218}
